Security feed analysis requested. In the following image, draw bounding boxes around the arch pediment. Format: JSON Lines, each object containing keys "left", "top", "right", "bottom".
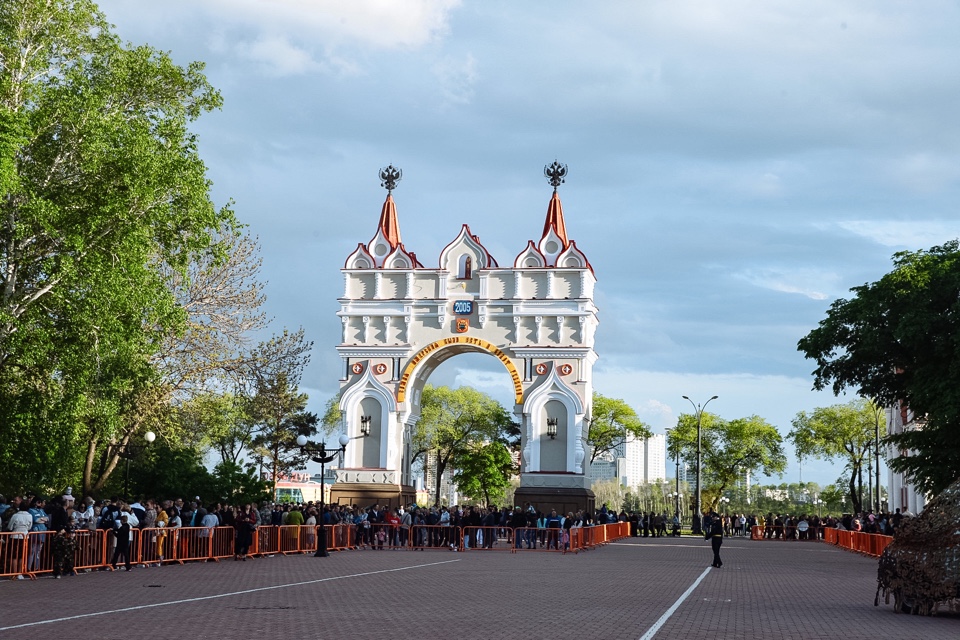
{"left": 513, "top": 240, "right": 546, "bottom": 269}
{"left": 538, "top": 227, "right": 567, "bottom": 267}
{"left": 523, "top": 364, "right": 585, "bottom": 416}
{"left": 438, "top": 225, "right": 497, "bottom": 272}
{"left": 556, "top": 240, "right": 593, "bottom": 272}
{"left": 344, "top": 243, "right": 375, "bottom": 269}
{"left": 383, "top": 243, "right": 418, "bottom": 269}
{"left": 340, "top": 363, "right": 398, "bottom": 415}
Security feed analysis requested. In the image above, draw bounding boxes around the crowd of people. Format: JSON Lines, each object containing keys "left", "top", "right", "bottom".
{"left": 1, "top": 488, "right": 906, "bottom": 581}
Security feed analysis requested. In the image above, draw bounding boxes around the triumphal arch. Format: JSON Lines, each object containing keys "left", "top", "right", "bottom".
{"left": 330, "top": 163, "right": 598, "bottom": 515}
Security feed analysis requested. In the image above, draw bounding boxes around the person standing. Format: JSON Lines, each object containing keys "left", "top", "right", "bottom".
{"left": 234, "top": 504, "right": 257, "bottom": 560}
{"left": 27, "top": 497, "right": 49, "bottom": 573}
{"left": 706, "top": 512, "right": 724, "bottom": 568}
{"left": 111, "top": 515, "right": 132, "bottom": 571}
{"left": 51, "top": 528, "right": 78, "bottom": 578}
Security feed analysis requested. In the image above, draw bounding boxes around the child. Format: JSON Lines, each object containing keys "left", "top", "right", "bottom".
{"left": 375, "top": 528, "right": 386, "bottom": 550}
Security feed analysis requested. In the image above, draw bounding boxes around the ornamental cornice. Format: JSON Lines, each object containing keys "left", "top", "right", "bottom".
{"left": 336, "top": 347, "right": 412, "bottom": 358}
{"left": 510, "top": 347, "right": 596, "bottom": 359}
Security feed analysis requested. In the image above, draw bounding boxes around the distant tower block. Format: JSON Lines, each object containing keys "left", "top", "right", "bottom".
{"left": 331, "top": 162, "right": 598, "bottom": 515}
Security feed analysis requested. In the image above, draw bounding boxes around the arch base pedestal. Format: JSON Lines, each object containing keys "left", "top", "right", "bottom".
{"left": 329, "top": 482, "right": 417, "bottom": 511}
{"left": 513, "top": 485, "right": 595, "bottom": 517}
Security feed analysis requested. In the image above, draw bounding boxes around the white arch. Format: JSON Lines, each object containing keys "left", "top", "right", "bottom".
{"left": 339, "top": 364, "right": 398, "bottom": 468}
{"left": 521, "top": 365, "right": 586, "bottom": 474}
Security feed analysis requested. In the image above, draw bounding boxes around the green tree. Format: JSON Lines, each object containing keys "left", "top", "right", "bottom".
{"left": 668, "top": 413, "right": 786, "bottom": 511}
{"left": 318, "top": 393, "right": 343, "bottom": 439}
{"left": 587, "top": 392, "right": 651, "bottom": 465}
{"left": 798, "top": 241, "right": 960, "bottom": 494}
{"left": 411, "top": 385, "right": 514, "bottom": 506}
{"left": 248, "top": 371, "right": 318, "bottom": 493}
{"left": 0, "top": 0, "right": 243, "bottom": 496}
{"left": 453, "top": 441, "right": 516, "bottom": 506}
{"left": 591, "top": 479, "right": 625, "bottom": 512}
{"left": 789, "top": 399, "right": 879, "bottom": 514}
{"left": 208, "top": 461, "right": 271, "bottom": 506}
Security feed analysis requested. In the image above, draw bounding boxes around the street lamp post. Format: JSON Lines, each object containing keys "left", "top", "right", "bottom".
{"left": 119, "top": 431, "right": 155, "bottom": 501}
{"left": 296, "top": 433, "right": 350, "bottom": 558}
{"left": 666, "top": 427, "right": 682, "bottom": 519}
{"left": 682, "top": 395, "right": 717, "bottom": 535}
{"left": 873, "top": 405, "right": 882, "bottom": 514}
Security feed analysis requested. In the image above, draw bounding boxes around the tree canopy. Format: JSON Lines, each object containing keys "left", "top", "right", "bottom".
{"left": 587, "top": 392, "right": 651, "bottom": 464}
{"left": 789, "top": 399, "right": 881, "bottom": 514}
{"left": 0, "top": 1, "right": 313, "bottom": 499}
{"left": 797, "top": 241, "right": 960, "bottom": 494}
{"left": 668, "top": 412, "right": 786, "bottom": 511}
{"left": 411, "top": 385, "right": 516, "bottom": 505}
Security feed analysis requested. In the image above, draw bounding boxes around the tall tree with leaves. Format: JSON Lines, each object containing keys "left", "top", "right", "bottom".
{"left": 248, "top": 371, "right": 318, "bottom": 492}
{"left": 587, "top": 392, "right": 651, "bottom": 464}
{"left": 668, "top": 412, "right": 786, "bottom": 511}
{"left": 789, "top": 399, "right": 881, "bottom": 514}
{"left": 411, "top": 385, "right": 514, "bottom": 506}
{"left": 798, "top": 241, "right": 960, "bottom": 494}
{"left": 453, "top": 441, "right": 516, "bottom": 506}
{"left": 0, "top": 1, "right": 247, "bottom": 495}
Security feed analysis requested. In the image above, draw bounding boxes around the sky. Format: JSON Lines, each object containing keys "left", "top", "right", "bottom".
{"left": 95, "top": 1, "right": 960, "bottom": 487}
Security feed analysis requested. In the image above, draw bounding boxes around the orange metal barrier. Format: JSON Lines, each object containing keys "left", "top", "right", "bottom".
{"left": 750, "top": 525, "right": 825, "bottom": 541}
{"left": 461, "top": 526, "right": 511, "bottom": 551}
{"left": 278, "top": 525, "right": 302, "bottom": 554}
{"left": 0, "top": 531, "right": 28, "bottom": 579}
{"left": 327, "top": 523, "right": 355, "bottom": 551}
{"left": 6, "top": 520, "right": 616, "bottom": 579}
{"left": 408, "top": 525, "right": 461, "bottom": 551}
{"left": 822, "top": 528, "right": 892, "bottom": 557}
{"left": 255, "top": 525, "right": 280, "bottom": 556}
{"left": 173, "top": 527, "right": 214, "bottom": 563}
{"left": 511, "top": 527, "right": 566, "bottom": 552}
{"left": 73, "top": 530, "right": 109, "bottom": 573}
{"left": 362, "top": 522, "right": 407, "bottom": 550}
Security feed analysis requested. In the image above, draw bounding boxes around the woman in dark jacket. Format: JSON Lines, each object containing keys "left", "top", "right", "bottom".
{"left": 234, "top": 503, "right": 257, "bottom": 560}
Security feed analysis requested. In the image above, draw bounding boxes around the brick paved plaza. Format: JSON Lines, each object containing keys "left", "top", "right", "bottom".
{"left": 1, "top": 536, "right": 956, "bottom": 639}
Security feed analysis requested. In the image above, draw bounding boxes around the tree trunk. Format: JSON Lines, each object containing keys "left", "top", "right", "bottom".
{"left": 848, "top": 468, "right": 861, "bottom": 514}
{"left": 433, "top": 456, "right": 444, "bottom": 506}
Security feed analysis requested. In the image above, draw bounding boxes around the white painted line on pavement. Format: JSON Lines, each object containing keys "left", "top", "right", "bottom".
{"left": 0, "top": 559, "right": 461, "bottom": 633}
{"left": 638, "top": 566, "right": 712, "bottom": 640}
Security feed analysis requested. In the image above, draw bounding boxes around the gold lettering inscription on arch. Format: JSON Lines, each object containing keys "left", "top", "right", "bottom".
{"left": 396, "top": 336, "right": 523, "bottom": 405}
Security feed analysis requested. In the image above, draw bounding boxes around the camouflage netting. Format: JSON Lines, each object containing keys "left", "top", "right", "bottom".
{"left": 876, "top": 477, "right": 960, "bottom": 615}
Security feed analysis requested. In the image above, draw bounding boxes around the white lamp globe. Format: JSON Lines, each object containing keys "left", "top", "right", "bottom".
{"left": 296, "top": 435, "right": 308, "bottom": 447}
{"left": 338, "top": 433, "right": 350, "bottom": 448}
{"left": 145, "top": 431, "right": 156, "bottom": 443}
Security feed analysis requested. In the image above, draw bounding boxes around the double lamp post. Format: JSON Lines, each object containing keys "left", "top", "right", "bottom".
{"left": 296, "top": 433, "right": 350, "bottom": 558}
{"left": 682, "top": 394, "right": 718, "bottom": 536}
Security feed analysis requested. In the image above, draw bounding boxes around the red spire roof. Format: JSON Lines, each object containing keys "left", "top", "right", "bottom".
{"left": 541, "top": 190, "right": 569, "bottom": 248}
{"left": 377, "top": 194, "right": 402, "bottom": 249}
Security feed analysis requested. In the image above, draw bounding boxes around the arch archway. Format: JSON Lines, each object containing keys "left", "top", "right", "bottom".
{"left": 330, "top": 169, "right": 598, "bottom": 515}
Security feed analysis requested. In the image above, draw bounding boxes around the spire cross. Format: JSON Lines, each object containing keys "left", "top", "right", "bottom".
{"left": 544, "top": 161, "right": 567, "bottom": 192}
{"left": 379, "top": 165, "right": 402, "bottom": 193}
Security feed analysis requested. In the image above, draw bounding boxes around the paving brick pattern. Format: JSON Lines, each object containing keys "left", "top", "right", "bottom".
{"left": 0, "top": 536, "right": 956, "bottom": 639}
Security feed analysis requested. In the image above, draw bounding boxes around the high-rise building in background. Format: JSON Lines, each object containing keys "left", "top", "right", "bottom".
{"left": 589, "top": 433, "right": 666, "bottom": 487}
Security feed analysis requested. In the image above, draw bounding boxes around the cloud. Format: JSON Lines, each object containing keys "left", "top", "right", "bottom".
{"left": 239, "top": 35, "right": 322, "bottom": 76}
{"left": 207, "top": 0, "right": 460, "bottom": 50}
{"left": 835, "top": 220, "right": 960, "bottom": 248}
{"left": 432, "top": 53, "right": 478, "bottom": 107}
{"left": 731, "top": 267, "right": 836, "bottom": 300}
{"left": 890, "top": 153, "right": 960, "bottom": 194}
